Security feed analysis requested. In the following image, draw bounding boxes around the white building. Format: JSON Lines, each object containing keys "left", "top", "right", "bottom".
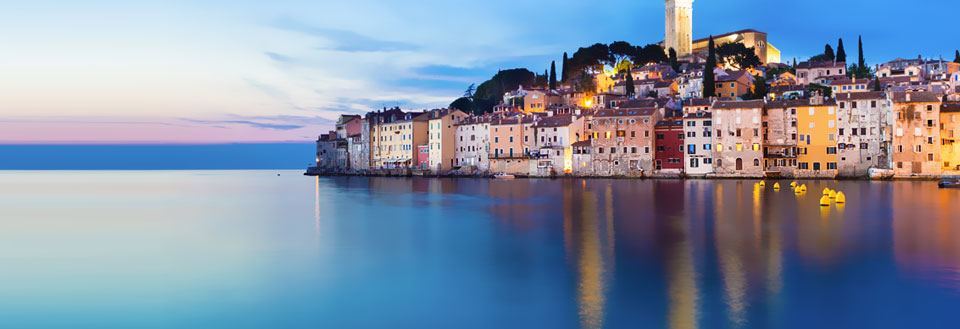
{"left": 683, "top": 110, "right": 714, "bottom": 175}
{"left": 454, "top": 116, "right": 491, "bottom": 173}
{"left": 533, "top": 114, "right": 586, "bottom": 176}
{"left": 835, "top": 92, "right": 894, "bottom": 176}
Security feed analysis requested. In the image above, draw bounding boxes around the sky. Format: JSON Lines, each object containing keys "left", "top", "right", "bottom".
{"left": 1, "top": 0, "right": 957, "bottom": 144}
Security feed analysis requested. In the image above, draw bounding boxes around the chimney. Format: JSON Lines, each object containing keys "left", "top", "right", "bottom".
{"left": 906, "top": 92, "right": 911, "bottom": 102}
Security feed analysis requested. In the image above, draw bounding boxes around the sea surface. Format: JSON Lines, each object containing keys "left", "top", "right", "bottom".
{"left": 1, "top": 171, "right": 959, "bottom": 329}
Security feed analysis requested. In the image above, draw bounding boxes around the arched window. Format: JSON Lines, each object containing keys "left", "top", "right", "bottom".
{"left": 736, "top": 158, "right": 744, "bottom": 171}
{"left": 754, "top": 158, "right": 760, "bottom": 167}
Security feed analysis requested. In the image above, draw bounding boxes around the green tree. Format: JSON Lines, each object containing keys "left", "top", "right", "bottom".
{"left": 575, "top": 71, "right": 596, "bottom": 93}
{"left": 858, "top": 36, "right": 866, "bottom": 70}
{"left": 631, "top": 44, "right": 668, "bottom": 67}
{"left": 955, "top": 50, "right": 960, "bottom": 64}
{"left": 873, "top": 76, "right": 882, "bottom": 91}
{"left": 715, "top": 42, "right": 762, "bottom": 69}
{"left": 703, "top": 36, "right": 717, "bottom": 98}
{"left": 609, "top": 41, "right": 638, "bottom": 66}
{"left": 549, "top": 61, "right": 557, "bottom": 90}
{"left": 836, "top": 38, "right": 847, "bottom": 63}
{"left": 668, "top": 47, "right": 680, "bottom": 72}
{"left": 625, "top": 71, "right": 635, "bottom": 97}
{"left": 742, "top": 75, "right": 768, "bottom": 100}
{"left": 810, "top": 44, "right": 835, "bottom": 62}
{"left": 472, "top": 68, "right": 537, "bottom": 113}
{"left": 562, "top": 52, "right": 569, "bottom": 82}
{"left": 449, "top": 97, "right": 475, "bottom": 114}
{"left": 807, "top": 83, "right": 833, "bottom": 98}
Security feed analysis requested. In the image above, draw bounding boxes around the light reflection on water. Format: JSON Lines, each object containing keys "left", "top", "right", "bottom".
{"left": 0, "top": 171, "right": 959, "bottom": 329}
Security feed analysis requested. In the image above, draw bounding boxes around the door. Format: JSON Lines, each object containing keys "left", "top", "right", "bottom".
{"left": 736, "top": 158, "right": 743, "bottom": 171}
{"left": 912, "top": 161, "right": 922, "bottom": 174}
{"left": 813, "top": 162, "right": 821, "bottom": 171}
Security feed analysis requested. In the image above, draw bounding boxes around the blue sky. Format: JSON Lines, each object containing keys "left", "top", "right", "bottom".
{"left": 1, "top": 0, "right": 956, "bottom": 143}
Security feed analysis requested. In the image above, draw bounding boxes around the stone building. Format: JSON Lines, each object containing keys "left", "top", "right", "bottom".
{"left": 711, "top": 100, "right": 765, "bottom": 177}
{"left": 891, "top": 92, "right": 943, "bottom": 178}
{"left": 664, "top": 0, "right": 694, "bottom": 57}
{"left": 589, "top": 107, "right": 661, "bottom": 177}
{"left": 796, "top": 61, "right": 846, "bottom": 85}
{"left": 835, "top": 92, "right": 893, "bottom": 177}
{"left": 762, "top": 99, "right": 803, "bottom": 177}
{"left": 533, "top": 114, "right": 586, "bottom": 176}
{"left": 489, "top": 115, "right": 538, "bottom": 175}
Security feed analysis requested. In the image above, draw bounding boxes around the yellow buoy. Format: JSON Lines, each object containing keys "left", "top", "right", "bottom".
{"left": 823, "top": 188, "right": 832, "bottom": 195}
{"left": 835, "top": 191, "right": 846, "bottom": 204}
{"left": 795, "top": 187, "right": 803, "bottom": 195}
{"left": 759, "top": 181, "right": 766, "bottom": 187}
{"left": 773, "top": 182, "right": 781, "bottom": 190}
{"left": 800, "top": 184, "right": 808, "bottom": 192}
{"left": 828, "top": 190, "right": 837, "bottom": 199}
{"left": 820, "top": 195, "right": 831, "bottom": 206}
{"left": 790, "top": 181, "right": 797, "bottom": 188}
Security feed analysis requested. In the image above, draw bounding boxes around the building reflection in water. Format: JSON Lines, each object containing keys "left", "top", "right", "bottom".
{"left": 560, "top": 180, "right": 612, "bottom": 329}
{"left": 893, "top": 182, "right": 960, "bottom": 292}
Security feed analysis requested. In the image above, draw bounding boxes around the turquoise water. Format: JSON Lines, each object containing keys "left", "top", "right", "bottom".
{"left": 1, "top": 171, "right": 959, "bottom": 328}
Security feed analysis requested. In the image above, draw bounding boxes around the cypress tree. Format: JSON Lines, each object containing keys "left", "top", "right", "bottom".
{"left": 824, "top": 44, "right": 835, "bottom": 62}
{"left": 703, "top": 36, "right": 717, "bottom": 98}
{"left": 561, "top": 52, "right": 569, "bottom": 82}
{"left": 549, "top": 61, "right": 557, "bottom": 90}
{"left": 873, "top": 76, "right": 882, "bottom": 91}
{"left": 668, "top": 47, "right": 680, "bottom": 72}
{"left": 625, "top": 71, "right": 636, "bottom": 96}
{"left": 858, "top": 36, "right": 866, "bottom": 70}
{"left": 836, "top": 38, "right": 847, "bottom": 63}
{"left": 954, "top": 50, "right": 960, "bottom": 64}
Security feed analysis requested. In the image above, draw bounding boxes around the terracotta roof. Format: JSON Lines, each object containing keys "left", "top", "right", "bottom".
{"left": 797, "top": 61, "right": 846, "bottom": 69}
{"left": 829, "top": 77, "right": 870, "bottom": 86}
{"left": 618, "top": 99, "right": 661, "bottom": 109}
{"left": 942, "top": 102, "right": 960, "bottom": 113}
{"left": 713, "top": 100, "right": 765, "bottom": 109}
{"left": 535, "top": 115, "right": 577, "bottom": 128}
{"left": 572, "top": 140, "right": 592, "bottom": 147}
{"left": 716, "top": 70, "right": 750, "bottom": 82}
{"left": 684, "top": 98, "right": 713, "bottom": 106}
{"left": 892, "top": 92, "right": 942, "bottom": 103}
{"left": 764, "top": 99, "right": 810, "bottom": 109}
{"left": 593, "top": 108, "right": 657, "bottom": 117}
{"left": 835, "top": 91, "right": 888, "bottom": 101}
{"left": 769, "top": 85, "right": 806, "bottom": 93}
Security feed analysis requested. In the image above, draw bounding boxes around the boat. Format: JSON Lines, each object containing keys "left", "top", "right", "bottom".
{"left": 939, "top": 176, "right": 960, "bottom": 188}
{"left": 493, "top": 173, "right": 516, "bottom": 180}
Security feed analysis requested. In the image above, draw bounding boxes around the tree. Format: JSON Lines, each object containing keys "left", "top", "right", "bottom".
{"left": 625, "top": 71, "right": 636, "bottom": 96}
{"left": 807, "top": 83, "right": 833, "bottom": 98}
{"left": 809, "top": 44, "right": 836, "bottom": 63}
{"left": 631, "top": 44, "right": 668, "bottom": 67}
{"left": 570, "top": 43, "right": 612, "bottom": 75}
{"left": 449, "top": 97, "right": 475, "bottom": 114}
{"left": 873, "top": 76, "right": 882, "bottom": 91}
{"left": 609, "top": 41, "right": 638, "bottom": 67}
{"left": 858, "top": 36, "right": 866, "bottom": 70}
{"left": 955, "top": 50, "right": 960, "bottom": 64}
{"left": 472, "top": 68, "right": 537, "bottom": 113}
{"left": 549, "top": 61, "right": 557, "bottom": 90}
{"left": 668, "top": 47, "right": 680, "bottom": 72}
{"left": 463, "top": 84, "right": 475, "bottom": 98}
{"left": 743, "top": 75, "right": 768, "bottom": 100}
{"left": 715, "top": 42, "right": 762, "bottom": 69}
{"left": 836, "top": 38, "right": 847, "bottom": 63}
{"left": 703, "top": 36, "right": 717, "bottom": 98}
{"left": 574, "top": 71, "right": 596, "bottom": 93}
{"left": 562, "top": 52, "right": 569, "bottom": 82}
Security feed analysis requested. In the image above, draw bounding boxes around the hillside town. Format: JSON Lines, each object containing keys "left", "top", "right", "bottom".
{"left": 309, "top": 1, "right": 960, "bottom": 179}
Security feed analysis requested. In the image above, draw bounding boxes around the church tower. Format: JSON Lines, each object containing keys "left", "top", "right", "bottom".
{"left": 665, "top": 0, "right": 693, "bottom": 57}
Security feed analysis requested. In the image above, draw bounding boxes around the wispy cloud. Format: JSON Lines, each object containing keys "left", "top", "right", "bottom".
{"left": 271, "top": 17, "right": 419, "bottom": 53}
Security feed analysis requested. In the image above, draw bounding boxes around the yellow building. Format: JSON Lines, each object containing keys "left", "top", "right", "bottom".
{"left": 892, "top": 92, "right": 942, "bottom": 178}
{"left": 941, "top": 102, "right": 960, "bottom": 172}
{"left": 370, "top": 109, "right": 429, "bottom": 169}
{"left": 690, "top": 29, "right": 780, "bottom": 64}
{"left": 796, "top": 97, "right": 839, "bottom": 178}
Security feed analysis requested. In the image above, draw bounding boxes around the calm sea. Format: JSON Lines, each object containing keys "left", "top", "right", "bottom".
{"left": 1, "top": 171, "right": 958, "bottom": 328}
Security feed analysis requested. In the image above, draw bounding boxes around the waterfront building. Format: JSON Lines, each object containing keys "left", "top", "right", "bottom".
{"left": 762, "top": 99, "right": 804, "bottom": 177}
{"left": 714, "top": 70, "right": 753, "bottom": 99}
{"left": 489, "top": 115, "right": 538, "bottom": 175}
{"left": 654, "top": 117, "right": 685, "bottom": 174}
{"left": 683, "top": 109, "right": 713, "bottom": 176}
{"left": 795, "top": 97, "right": 839, "bottom": 178}
{"left": 835, "top": 92, "right": 894, "bottom": 177}
{"left": 940, "top": 101, "right": 960, "bottom": 172}
{"left": 370, "top": 109, "right": 430, "bottom": 169}
{"left": 316, "top": 131, "right": 339, "bottom": 171}
{"left": 796, "top": 61, "right": 846, "bottom": 85}
{"left": 334, "top": 115, "right": 362, "bottom": 171}
{"left": 350, "top": 117, "right": 372, "bottom": 172}
{"left": 711, "top": 100, "right": 765, "bottom": 177}
{"left": 571, "top": 140, "right": 595, "bottom": 176}
{"left": 454, "top": 115, "right": 491, "bottom": 173}
{"left": 427, "top": 109, "right": 467, "bottom": 173}
{"left": 589, "top": 105, "right": 661, "bottom": 176}
{"left": 891, "top": 92, "right": 943, "bottom": 178}
{"left": 533, "top": 114, "right": 587, "bottom": 176}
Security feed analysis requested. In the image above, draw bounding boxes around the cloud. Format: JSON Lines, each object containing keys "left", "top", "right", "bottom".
{"left": 271, "top": 17, "right": 419, "bottom": 53}
{"left": 182, "top": 114, "right": 335, "bottom": 131}
{"left": 264, "top": 51, "right": 296, "bottom": 64}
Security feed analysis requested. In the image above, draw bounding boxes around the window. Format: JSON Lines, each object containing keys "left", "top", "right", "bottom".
{"left": 827, "top": 147, "right": 837, "bottom": 154}
{"left": 827, "top": 162, "right": 837, "bottom": 170}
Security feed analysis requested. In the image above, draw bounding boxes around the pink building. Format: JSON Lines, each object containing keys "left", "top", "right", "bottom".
{"left": 417, "top": 145, "right": 430, "bottom": 169}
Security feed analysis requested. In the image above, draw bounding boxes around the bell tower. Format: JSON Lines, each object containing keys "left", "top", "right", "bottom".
{"left": 665, "top": 0, "right": 693, "bottom": 57}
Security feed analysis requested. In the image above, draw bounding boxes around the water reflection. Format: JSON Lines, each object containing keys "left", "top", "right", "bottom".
{"left": 320, "top": 176, "right": 960, "bottom": 328}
